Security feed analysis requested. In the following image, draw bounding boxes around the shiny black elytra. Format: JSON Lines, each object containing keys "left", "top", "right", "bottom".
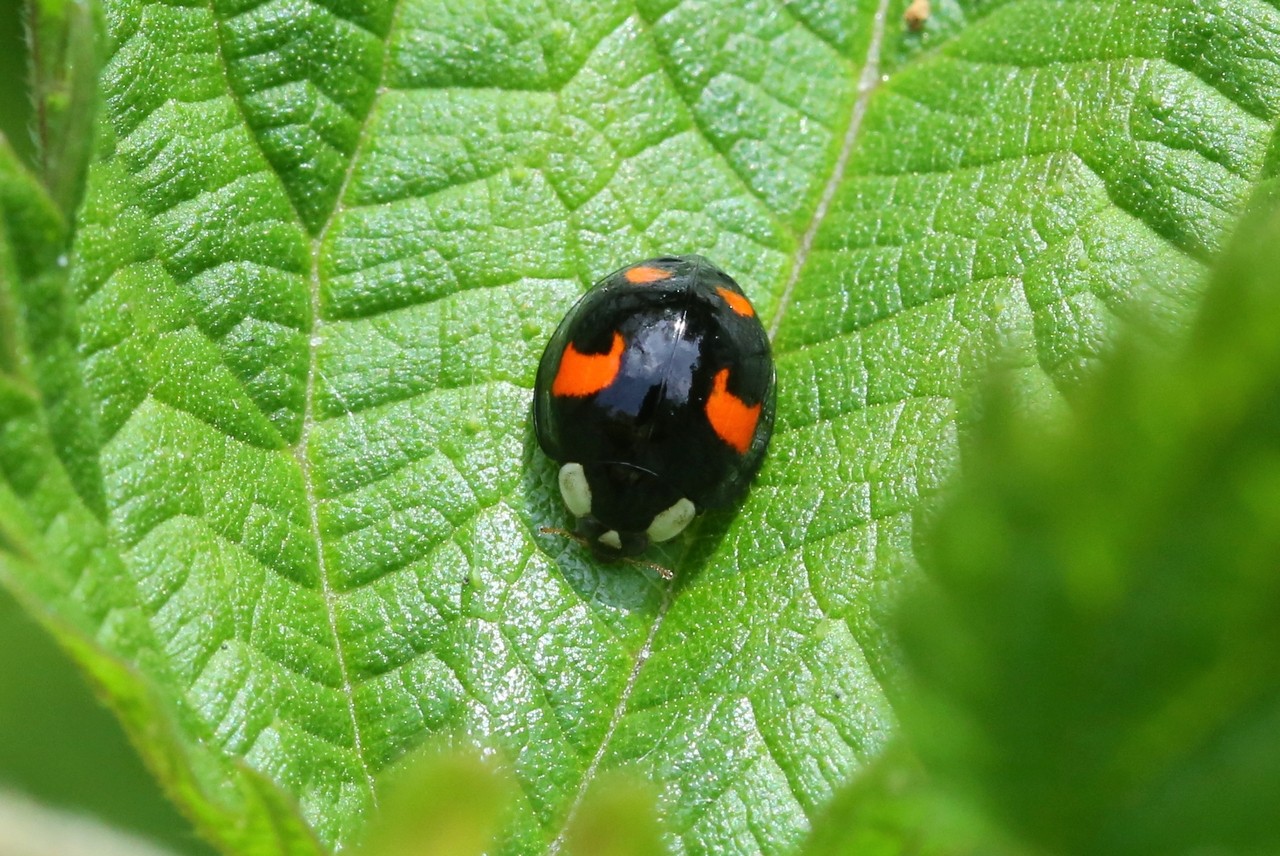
{"left": 534, "top": 255, "right": 775, "bottom": 562}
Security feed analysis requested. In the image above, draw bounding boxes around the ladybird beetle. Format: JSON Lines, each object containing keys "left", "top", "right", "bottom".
{"left": 534, "top": 255, "right": 775, "bottom": 563}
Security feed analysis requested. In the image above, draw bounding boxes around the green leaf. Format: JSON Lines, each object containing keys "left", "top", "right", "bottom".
{"left": 0, "top": 6, "right": 36, "bottom": 169}
{"left": 0, "top": 136, "right": 325, "bottom": 856}
{"left": 560, "top": 772, "right": 666, "bottom": 856}
{"left": 2, "top": 0, "right": 1278, "bottom": 853}
{"left": 0, "top": 585, "right": 216, "bottom": 856}
{"left": 898, "top": 186, "right": 1280, "bottom": 855}
{"left": 799, "top": 741, "right": 1023, "bottom": 856}
{"left": 27, "top": 0, "right": 103, "bottom": 217}
{"left": 354, "top": 749, "right": 514, "bottom": 856}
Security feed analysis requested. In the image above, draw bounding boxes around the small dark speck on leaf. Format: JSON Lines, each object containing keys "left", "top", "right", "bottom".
{"left": 904, "top": 0, "right": 930, "bottom": 31}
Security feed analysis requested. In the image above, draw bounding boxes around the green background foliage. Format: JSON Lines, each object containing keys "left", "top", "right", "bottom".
{"left": 0, "top": 584, "right": 215, "bottom": 855}
{"left": 898, "top": 184, "right": 1280, "bottom": 856}
{"left": 1, "top": 0, "right": 1278, "bottom": 853}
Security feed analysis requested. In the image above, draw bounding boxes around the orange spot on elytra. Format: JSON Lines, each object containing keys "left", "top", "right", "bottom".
{"left": 705, "top": 368, "right": 761, "bottom": 454}
{"left": 624, "top": 265, "right": 674, "bottom": 284}
{"left": 716, "top": 286, "right": 755, "bottom": 317}
{"left": 552, "top": 332, "right": 625, "bottom": 397}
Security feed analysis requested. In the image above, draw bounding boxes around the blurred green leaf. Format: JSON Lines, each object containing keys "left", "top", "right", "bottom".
{"left": 899, "top": 186, "right": 1280, "bottom": 855}
{"left": 1, "top": 0, "right": 1279, "bottom": 854}
{"left": 0, "top": 0, "right": 35, "bottom": 165}
{"left": 0, "top": 586, "right": 216, "bottom": 855}
{"left": 26, "top": 0, "right": 102, "bottom": 216}
{"left": 799, "top": 741, "right": 1024, "bottom": 856}
{"left": 355, "top": 749, "right": 664, "bottom": 856}
{"left": 559, "top": 772, "right": 666, "bottom": 856}
{"left": 354, "top": 750, "right": 513, "bottom": 856}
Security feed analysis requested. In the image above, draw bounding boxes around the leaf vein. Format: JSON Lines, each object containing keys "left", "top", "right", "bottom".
{"left": 206, "top": 1, "right": 306, "bottom": 226}
{"left": 766, "top": 0, "right": 893, "bottom": 341}
{"left": 290, "top": 0, "right": 410, "bottom": 810}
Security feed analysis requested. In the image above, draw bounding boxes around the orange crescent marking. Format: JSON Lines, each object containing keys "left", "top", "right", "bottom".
{"left": 624, "top": 265, "right": 674, "bottom": 284}
{"left": 552, "top": 332, "right": 625, "bottom": 397}
{"left": 705, "top": 368, "right": 761, "bottom": 454}
{"left": 716, "top": 286, "right": 755, "bottom": 317}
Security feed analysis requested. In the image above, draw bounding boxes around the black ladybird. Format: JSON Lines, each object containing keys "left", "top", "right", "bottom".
{"left": 534, "top": 255, "right": 775, "bottom": 564}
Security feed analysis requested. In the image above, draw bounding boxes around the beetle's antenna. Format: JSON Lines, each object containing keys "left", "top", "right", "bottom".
{"left": 623, "top": 556, "right": 675, "bottom": 581}
{"left": 539, "top": 526, "right": 585, "bottom": 543}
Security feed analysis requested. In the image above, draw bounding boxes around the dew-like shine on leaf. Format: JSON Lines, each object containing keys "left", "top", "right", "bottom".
{"left": 2, "top": 0, "right": 1279, "bottom": 854}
